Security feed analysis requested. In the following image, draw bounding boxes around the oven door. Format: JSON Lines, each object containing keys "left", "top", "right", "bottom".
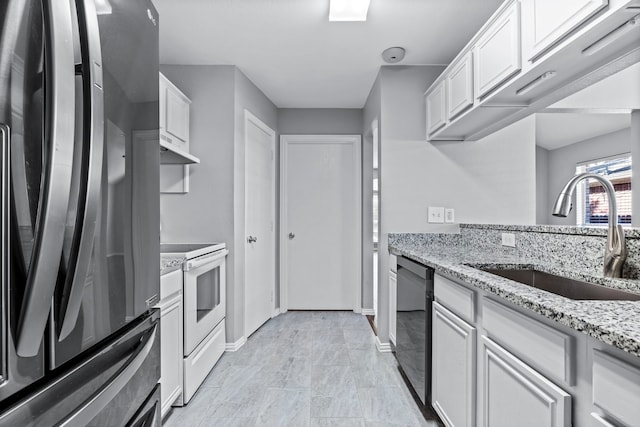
{"left": 183, "top": 249, "right": 227, "bottom": 356}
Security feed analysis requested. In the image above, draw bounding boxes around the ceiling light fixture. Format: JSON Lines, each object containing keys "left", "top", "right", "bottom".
{"left": 329, "top": 0, "right": 371, "bottom": 22}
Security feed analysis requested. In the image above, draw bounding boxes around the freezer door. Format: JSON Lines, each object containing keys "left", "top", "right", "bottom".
{"left": 50, "top": 0, "right": 160, "bottom": 368}
{"left": 0, "top": 310, "right": 160, "bottom": 426}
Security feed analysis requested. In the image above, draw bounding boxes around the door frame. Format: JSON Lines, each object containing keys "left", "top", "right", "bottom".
{"left": 279, "top": 134, "right": 362, "bottom": 313}
{"left": 244, "top": 109, "right": 277, "bottom": 335}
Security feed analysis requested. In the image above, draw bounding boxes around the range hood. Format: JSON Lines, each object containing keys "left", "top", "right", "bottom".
{"left": 159, "top": 139, "right": 200, "bottom": 164}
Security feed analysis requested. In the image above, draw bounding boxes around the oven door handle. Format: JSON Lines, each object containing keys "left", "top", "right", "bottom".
{"left": 184, "top": 249, "right": 228, "bottom": 271}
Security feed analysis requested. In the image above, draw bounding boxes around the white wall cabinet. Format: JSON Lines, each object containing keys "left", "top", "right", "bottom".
{"left": 157, "top": 268, "right": 184, "bottom": 418}
{"left": 521, "top": 0, "right": 608, "bottom": 61}
{"left": 160, "top": 72, "right": 191, "bottom": 150}
{"left": 480, "top": 336, "right": 572, "bottom": 427}
{"left": 432, "top": 302, "right": 476, "bottom": 427}
{"left": 426, "top": 81, "right": 447, "bottom": 135}
{"left": 447, "top": 53, "right": 474, "bottom": 120}
{"left": 474, "top": 1, "right": 522, "bottom": 98}
{"left": 389, "top": 271, "right": 397, "bottom": 346}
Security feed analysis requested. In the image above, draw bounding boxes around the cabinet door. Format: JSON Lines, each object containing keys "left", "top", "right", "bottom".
{"left": 389, "top": 271, "right": 397, "bottom": 346}
{"left": 165, "top": 87, "right": 190, "bottom": 145}
{"left": 480, "top": 336, "right": 571, "bottom": 427}
{"left": 522, "top": 0, "right": 608, "bottom": 61}
{"left": 474, "top": 1, "right": 522, "bottom": 98}
{"left": 432, "top": 302, "right": 476, "bottom": 427}
{"left": 159, "top": 294, "right": 183, "bottom": 417}
{"left": 447, "top": 53, "right": 474, "bottom": 120}
{"left": 426, "top": 81, "right": 447, "bottom": 135}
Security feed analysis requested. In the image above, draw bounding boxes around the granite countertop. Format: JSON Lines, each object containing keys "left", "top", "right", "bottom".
{"left": 160, "top": 255, "right": 186, "bottom": 275}
{"left": 389, "top": 235, "right": 640, "bottom": 357}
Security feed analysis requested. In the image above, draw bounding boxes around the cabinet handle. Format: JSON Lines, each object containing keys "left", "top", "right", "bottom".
{"left": 288, "top": 233, "right": 295, "bottom": 240}
{"left": 247, "top": 236, "right": 257, "bottom": 243}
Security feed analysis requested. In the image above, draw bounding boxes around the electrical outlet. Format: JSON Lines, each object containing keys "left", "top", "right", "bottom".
{"left": 428, "top": 207, "right": 445, "bottom": 223}
{"left": 501, "top": 232, "right": 516, "bottom": 247}
{"left": 445, "top": 208, "right": 455, "bottom": 223}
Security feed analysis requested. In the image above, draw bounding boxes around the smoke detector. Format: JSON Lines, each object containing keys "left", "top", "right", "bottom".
{"left": 382, "top": 47, "right": 406, "bottom": 64}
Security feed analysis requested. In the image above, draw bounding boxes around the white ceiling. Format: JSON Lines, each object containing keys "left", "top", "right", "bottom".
{"left": 152, "top": 0, "right": 503, "bottom": 108}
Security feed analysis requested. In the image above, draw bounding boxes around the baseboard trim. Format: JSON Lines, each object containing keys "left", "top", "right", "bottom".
{"left": 376, "top": 337, "right": 392, "bottom": 353}
{"left": 272, "top": 308, "right": 281, "bottom": 318}
{"left": 361, "top": 308, "right": 375, "bottom": 316}
{"left": 225, "top": 336, "right": 246, "bottom": 352}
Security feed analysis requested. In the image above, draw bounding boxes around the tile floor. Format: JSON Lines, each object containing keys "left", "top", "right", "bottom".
{"left": 163, "top": 311, "right": 444, "bottom": 427}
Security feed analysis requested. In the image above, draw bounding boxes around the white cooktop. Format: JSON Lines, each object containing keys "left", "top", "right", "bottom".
{"left": 160, "top": 242, "right": 226, "bottom": 259}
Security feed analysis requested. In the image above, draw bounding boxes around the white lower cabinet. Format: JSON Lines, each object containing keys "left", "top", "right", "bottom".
{"left": 158, "top": 293, "right": 183, "bottom": 418}
{"left": 157, "top": 269, "right": 184, "bottom": 418}
{"left": 432, "top": 302, "right": 476, "bottom": 427}
{"left": 389, "top": 271, "right": 397, "bottom": 346}
{"left": 480, "top": 336, "right": 571, "bottom": 427}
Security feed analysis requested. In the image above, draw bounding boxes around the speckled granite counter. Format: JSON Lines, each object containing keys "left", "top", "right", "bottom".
{"left": 388, "top": 225, "right": 640, "bottom": 357}
{"left": 160, "top": 255, "right": 185, "bottom": 275}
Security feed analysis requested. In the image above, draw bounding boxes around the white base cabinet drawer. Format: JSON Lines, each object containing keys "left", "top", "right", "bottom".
{"left": 435, "top": 274, "right": 476, "bottom": 323}
{"left": 592, "top": 350, "right": 640, "bottom": 426}
{"left": 481, "top": 336, "right": 572, "bottom": 427}
{"left": 160, "top": 268, "right": 183, "bottom": 300}
{"left": 482, "top": 297, "right": 573, "bottom": 385}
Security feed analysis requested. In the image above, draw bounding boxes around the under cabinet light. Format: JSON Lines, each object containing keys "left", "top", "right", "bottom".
{"left": 516, "top": 71, "right": 557, "bottom": 96}
{"left": 582, "top": 14, "right": 640, "bottom": 56}
{"left": 329, "top": 0, "right": 371, "bottom": 21}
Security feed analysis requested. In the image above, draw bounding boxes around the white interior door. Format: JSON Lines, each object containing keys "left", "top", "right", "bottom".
{"left": 244, "top": 111, "right": 275, "bottom": 337}
{"left": 281, "top": 135, "right": 362, "bottom": 311}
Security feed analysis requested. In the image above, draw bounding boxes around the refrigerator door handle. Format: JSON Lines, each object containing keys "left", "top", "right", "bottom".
{"left": 16, "top": 0, "right": 76, "bottom": 357}
{"left": 57, "top": 0, "right": 105, "bottom": 341}
{"left": 58, "top": 323, "right": 158, "bottom": 427}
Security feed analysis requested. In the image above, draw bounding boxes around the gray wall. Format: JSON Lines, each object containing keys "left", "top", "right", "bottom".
{"left": 159, "top": 65, "right": 235, "bottom": 245}
{"left": 362, "top": 74, "right": 381, "bottom": 313}
{"left": 159, "top": 65, "right": 277, "bottom": 343}
{"left": 536, "top": 145, "right": 550, "bottom": 224}
{"left": 543, "top": 127, "right": 631, "bottom": 225}
{"left": 278, "top": 108, "right": 363, "bottom": 134}
{"left": 377, "top": 65, "right": 445, "bottom": 343}
{"left": 375, "top": 65, "right": 537, "bottom": 345}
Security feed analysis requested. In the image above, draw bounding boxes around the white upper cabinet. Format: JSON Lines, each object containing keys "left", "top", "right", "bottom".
{"left": 160, "top": 72, "right": 191, "bottom": 151}
{"left": 426, "top": 81, "right": 447, "bottom": 135}
{"left": 447, "top": 52, "right": 474, "bottom": 120}
{"left": 521, "top": 0, "right": 608, "bottom": 62}
{"left": 474, "top": 1, "right": 522, "bottom": 99}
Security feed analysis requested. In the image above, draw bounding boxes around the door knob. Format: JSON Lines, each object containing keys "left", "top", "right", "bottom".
{"left": 288, "top": 232, "right": 295, "bottom": 240}
{"left": 247, "top": 236, "right": 257, "bottom": 243}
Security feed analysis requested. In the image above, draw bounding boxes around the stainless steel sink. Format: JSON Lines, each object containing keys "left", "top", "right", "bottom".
{"left": 481, "top": 268, "right": 640, "bottom": 301}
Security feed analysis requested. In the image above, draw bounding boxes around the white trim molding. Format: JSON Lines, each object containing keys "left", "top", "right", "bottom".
{"left": 225, "top": 336, "right": 247, "bottom": 352}
{"left": 376, "top": 337, "right": 392, "bottom": 353}
{"left": 272, "top": 308, "right": 281, "bottom": 318}
{"left": 361, "top": 308, "right": 375, "bottom": 316}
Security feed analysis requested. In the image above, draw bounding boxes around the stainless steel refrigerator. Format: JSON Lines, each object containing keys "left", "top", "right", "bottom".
{"left": 0, "top": 0, "right": 161, "bottom": 425}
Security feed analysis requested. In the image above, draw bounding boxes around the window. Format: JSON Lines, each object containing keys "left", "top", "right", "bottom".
{"left": 575, "top": 154, "right": 632, "bottom": 226}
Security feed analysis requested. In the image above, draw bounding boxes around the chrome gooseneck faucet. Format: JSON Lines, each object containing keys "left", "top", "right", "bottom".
{"left": 552, "top": 173, "right": 627, "bottom": 278}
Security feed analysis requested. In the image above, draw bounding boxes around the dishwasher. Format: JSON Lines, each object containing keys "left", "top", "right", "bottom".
{"left": 395, "top": 256, "right": 434, "bottom": 406}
